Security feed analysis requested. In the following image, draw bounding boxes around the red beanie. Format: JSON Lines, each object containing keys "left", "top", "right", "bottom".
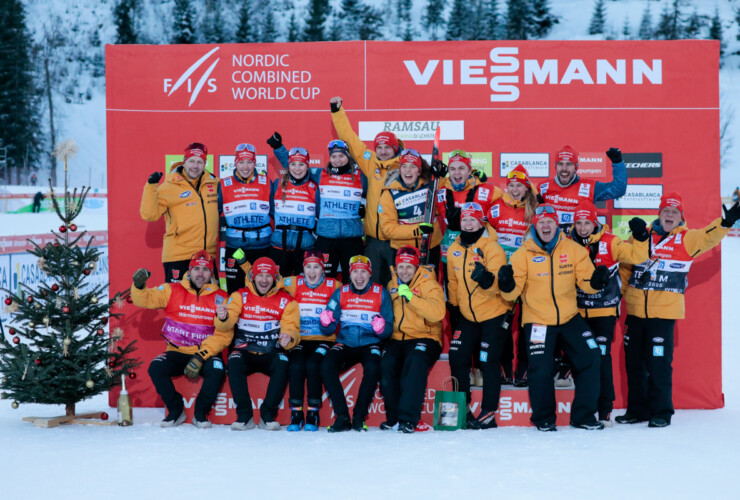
{"left": 400, "top": 149, "right": 422, "bottom": 171}
{"left": 395, "top": 246, "right": 420, "bottom": 268}
{"left": 659, "top": 192, "right": 684, "bottom": 220}
{"left": 554, "top": 145, "right": 579, "bottom": 168}
{"left": 303, "top": 249, "right": 326, "bottom": 267}
{"left": 534, "top": 204, "right": 559, "bottom": 225}
{"left": 288, "top": 146, "right": 310, "bottom": 165}
{"left": 574, "top": 200, "right": 599, "bottom": 226}
{"left": 507, "top": 164, "right": 531, "bottom": 189}
{"left": 461, "top": 202, "right": 486, "bottom": 226}
{"left": 448, "top": 150, "right": 472, "bottom": 169}
{"left": 189, "top": 250, "right": 214, "bottom": 272}
{"left": 235, "top": 143, "right": 256, "bottom": 163}
{"left": 252, "top": 257, "right": 279, "bottom": 281}
{"left": 373, "top": 132, "right": 399, "bottom": 154}
{"left": 184, "top": 142, "right": 208, "bottom": 162}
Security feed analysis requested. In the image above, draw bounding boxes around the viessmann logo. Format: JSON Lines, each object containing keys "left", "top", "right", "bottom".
{"left": 404, "top": 47, "right": 662, "bottom": 102}
{"left": 163, "top": 47, "right": 220, "bottom": 106}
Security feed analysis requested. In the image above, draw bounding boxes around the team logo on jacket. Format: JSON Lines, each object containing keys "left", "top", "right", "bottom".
{"left": 452, "top": 251, "right": 462, "bottom": 257}
{"left": 227, "top": 258, "right": 235, "bottom": 268}
{"left": 578, "top": 183, "right": 591, "bottom": 197}
{"left": 559, "top": 254, "right": 568, "bottom": 264}
{"left": 453, "top": 330, "right": 461, "bottom": 340}
{"left": 599, "top": 241, "right": 608, "bottom": 254}
{"left": 533, "top": 256, "right": 545, "bottom": 263}
{"left": 172, "top": 270, "right": 180, "bottom": 279}
{"left": 179, "top": 191, "right": 192, "bottom": 198}
{"left": 490, "top": 205, "right": 499, "bottom": 218}
{"left": 478, "top": 187, "right": 490, "bottom": 199}
{"left": 224, "top": 177, "right": 233, "bottom": 186}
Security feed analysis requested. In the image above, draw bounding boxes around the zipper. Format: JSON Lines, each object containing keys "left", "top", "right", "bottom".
{"left": 549, "top": 254, "right": 560, "bottom": 325}
{"left": 461, "top": 248, "right": 479, "bottom": 323}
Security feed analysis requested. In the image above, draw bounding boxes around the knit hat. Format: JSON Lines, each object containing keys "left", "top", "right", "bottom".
{"left": 349, "top": 255, "right": 372, "bottom": 274}
{"left": 507, "top": 164, "right": 531, "bottom": 189}
{"left": 235, "top": 143, "right": 256, "bottom": 163}
{"left": 533, "top": 204, "right": 559, "bottom": 225}
{"left": 554, "top": 145, "right": 579, "bottom": 168}
{"left": 252, "top": 257, "right": 279, "bottom": 281}
{"left": 189, "top": 250, "right": 214, "bottom": 272}
{"left": 460, "top": 202, "right": 486, "bottom": 226}
{"left": 448, "top": 149, "right": 472, "bottom": 169}
{"left": 184, "top": 142, "right": 208, "bottom": 162}
{"left": 400, "top": 148, "right": 422, "bottom": 171}
{"left": 574, "top": 200, "right": 599, "bottom": 226}
{"left": 303, "top": 249, "right": 326, "bottom": 267}
{"left": 659, "top": 192, "right": 684, "bottom": 220}
{"left": 373, "top": 131, "right": 399, "bottom": 154}
{"left": 395, "top": 246, "right": 420, "bottom": 268}
{"left": 288, "top": 146, "right": 310, "bottom": 165}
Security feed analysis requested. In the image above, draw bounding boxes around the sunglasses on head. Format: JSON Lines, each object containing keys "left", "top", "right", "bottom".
{"left": 400, "top": 148, "right": 421, "bottom": 157}
{"left": 289, "top": 147, "right": 309, "bottom": 156}
{"left": 507, "top": 170, "right": 528, "bottom": 181}
{"left": 461, "top": 202, "right": 483, "bottom": 211}
{"left": 236, "top": 143, "right": 256, "bottom": 152}
{"left": 535, "top": 205, "right": 557, "bottom": 215}
{"left": 328, "top": 140, "right": 348, "bottom": 150}
{"left": 349, "top": 255, "right": 371, "bottom": 265}
{"left": 449, "top": 149, "right": 471, "bottom": 159}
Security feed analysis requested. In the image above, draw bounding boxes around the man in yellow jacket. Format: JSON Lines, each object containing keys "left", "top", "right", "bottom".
{"left": 330, "top": 96, "right": 400, "bottom": 285}
{"left": 617, "top": 193, "right": 739, "bottom": 428}
{"left": 498, "top": 204, "right": 609, "bottom": 431}
{"left": 379, "top": 246, "right": 445, "bottom": 433}
{"left": 216, "top": 257, "right": 301, "bottom": 431}
{"left": 132, "top": 251, "right": 232, "bottom": 428}
{"left": 140, "top": 142, "right": 219, "bottom": 283}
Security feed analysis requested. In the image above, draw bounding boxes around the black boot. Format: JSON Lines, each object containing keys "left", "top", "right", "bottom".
{"left": 305, "top": 407, "right": 320, "bottom": 432}
{"left": 328, "top": 414, "right": 352, "bottom": 433}
{"left": 286, "top": 407, "right": 304, "bottom": 432}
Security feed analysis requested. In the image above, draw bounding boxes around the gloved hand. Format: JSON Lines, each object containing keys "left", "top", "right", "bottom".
{"left": 320, "top": 309, "right": 335, "bottom": 327}
{"left": 397, "top": 284, "right": 413, "bottom": 302}
{"left": 419, "top": 223, "right": 434, "bottom": 235}
{"left": 132, "top": 268, "right": 151, "bottom": 289}
{"left": 184, "top": 353, "right": 205, "bottom": 380}
{"left": 638, "top": 265, "right": 653, "bottom": 286}
{"left": 470, "top": 261, "right": 495, "bottom": 289}
{"left": 628, "top": 217, "right": 649, "bottom": 242}
{"left": 330, "top": 96, "right": 342, "bottom": 113}
{"left": 358, "top": 204, "right": 366, "bottom": 219}
{"left": 497, "top": 265, "right": 515, "bottom": 293}
{"left": 446, "top": 190, "right": 461, "bottom": 232}
{"left": 472, "top": 170, "right": 488, "bottom": 183}
{"left": 606, "top": 148, "right": 623, "bottom": 164}
{"left": 447, "top": 304, "right": 461, "bottom": 328}
{"left": 266, "top": 132, "right": 282, "bottom": 150}
{"left": 232, "top": 248, "right": 247, "bottom": 265}
{"left": 536, "top": 193, "right": 545, "bottom": 204}
{"left": 147, "top": 172, "right": 163, "bottom": 184}
{"left": 590, "top": 265, "right": 610, "bottom": 290}
{"left": 722, "top": 202, "right": 740, "bottom": 228}
{"left": 371, "top": 315, "right": 385, "bottom": 334}
{"left": 431, "top": 158, "right": 448, "bottom": 178}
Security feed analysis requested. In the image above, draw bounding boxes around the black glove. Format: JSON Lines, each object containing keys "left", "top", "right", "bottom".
{"left": 447, "top": 304, "right": 461, "bottom": 328}
{"left": 132, "top": 268, "right": 151, "bottom": 289}
{"left": 330, "top": 100, "right": 341, "bottom": 113}
{"left": 536, "top": 193, "right": 545, "bottom": 204}
{"left": 606, "top": 147, "right": 623, "bottom": 164}
{"left": 722, "top": 202, "right": 740, "bottom": 228}
{"left": 358, "top": 204, "right": 366, "bottom": 219}
{"left": 446, "top": 190, "right": 461, "bottom": 232}
{"left": 418, "top": 223, "right": 434, "bottom": 235}
{"left": 266, "top": 132, "right": 282, "bottom": 150}
{"left": 590, "top": 265, "right": 610, "bottom": 290}
{"left": 472, "top": 170, "right": 487, "bottom": 183}
{"left": 147, "top": 172, "right": 163, "bottom": 184}
{"left": 184, "top": 353, "right": 205, "bottom": 379}
{"left": 498, "top": 265, "right": 515, "bottom": 293}
{"left": 638, "top": 265, "right": 653, "bottom": 286}
{"left": 628, "top": 217, "right": 649, "bottom": 242}
{"left": 470, "top": 261, "right": 495, "bottom": 289}
{"left": 431, "top": 158, "right": 448, "bottom": 178}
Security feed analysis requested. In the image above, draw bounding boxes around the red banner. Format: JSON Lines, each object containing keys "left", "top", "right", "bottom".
{"left": 107, "top": 40, "right": 722, "bottom": 412}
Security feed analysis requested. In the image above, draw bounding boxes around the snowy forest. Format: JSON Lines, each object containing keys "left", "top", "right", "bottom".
{"left": 1, "top": 0, "right": 739, "bottom": 187}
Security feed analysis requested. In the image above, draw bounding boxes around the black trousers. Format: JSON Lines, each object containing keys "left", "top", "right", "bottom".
{"left": 448, "top": 314, "right": 508, "bottom": 412}
{"left": 584, "top": 315, "right": 617, "bottom": 420}
{"left": 163, "top": 260, "right": 190, "bottom": 284}
{"left": 623, "top": 315, "right": 676, "bottom": 422}
{"left": 525, "top": 314, "right": 601, "bottom": 427}
{"left": 147, "top": 351, "right": 225, "bottom": 420}
{"left": 364, "top": 236, "right": 395, "bottom": 287}
{"left": 321, "top": 343, "right": 382, "bottom": 420}
{"left": 501, "top": 306, "right": 527, "bottom": 380}
{"left": 269, "top": 246, "right": 305, "bottom": 279}
{"left": 380, "top": 338, "right": 441, "bottom": 424}
{"left": 315, "top": 235, "right": 364, "bottom": 279}
{"left": 288, "top": 340, "right": 333, "bottom": 408}
{"left": 224, "top": 246, "right": 269, "bottom": 294}
{"left": 227, "top": 348, "right": 289, "bottom": 422}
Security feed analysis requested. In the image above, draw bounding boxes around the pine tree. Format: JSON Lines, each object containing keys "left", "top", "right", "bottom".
{"left": 0, "top": 0, "right": 40, "bottom": 184}
{"left": 709, "top": 7, "right": 725, "bottom": 66}
{"left": 340, "top": 0, "right": 383, "bottom": 41}
{"left": 396, "top": 0, "right": 415, "bottom": 41}
{"left": 423, "top": 0, "right": 446, "bottom": 41}
{"left": 203, "top": 0, "right": 226, "bottom": 43}
{"left": 482, "top": 0, "right": 500, "bottom": 41}
{"left": 531, "top": 0, "right": 558, "bottom": 38}
{"left": 0, "top": 140, "right": 138, "bottom": 416}
{"left": 683, "top": 8, "right": 702, "bottom": 39}
{"left": 622, "top": 15, "right": 631, "bottom": 40}
{"left": 287, "top": 11, "right": 300, "bottom": 42}
{"left": 235, "top": 0, "right": 253, "bottom": 43}
{"left": 638, "top": 1, "right": 653, "bottom": 40}
{"left": 446, "top": 0, "right": 469, "bottom": 40}
{"left": 172, "top": 0, "right": 196, "bottom": 44}
{"left": 655, "top": 0, "right": 683, "bottom": 41}
{"left": 113, "top": 0, "right": 137, "bottom": 44}
{"left": 303, "top": 0, "right": 330, "bottom": 41}
{"left": 505, "top": 0, "right": 533, "bottom": 40}
{"left": 589, "top": 0, "right": 606, "bottom": 35}
{"left": 261, "top": 2, "right": 278, "bottom": 43}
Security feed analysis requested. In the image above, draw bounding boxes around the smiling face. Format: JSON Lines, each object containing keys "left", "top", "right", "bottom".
{"left": 350, "top": 268, "right": 371, "bottom": 289}
{"left": 254, "top": 272, "right": 275, "bottom": 294}
{"left": 507, "top": 180, "right": 527, "bottom": 201}
{"left": 235, "top": 159, "right": 255, "bottom": 179}
{"left": 574, "top": 219, "right": 596, "bottom": 238}
{"left": 375, "top": 144, "right": 395, "bottom": 161}
{"left": 329, "top": 152, "right": 348, "bottom": 168}
{"left": 188, "top": 265, "right": 212, "bottom": 288}
{"left": 183, "top": 156, "right": 205, "bottom": 179}
{"left": 659, "top": 206, "right": 682, "bottom": 232}
{"left": 396, "top": 262, "right": 416, "bottom": 284}
{"left": 536, "top": 218, "right": 558, "bottom": 242}
{"left": 555, "top": 160, "right": 577, "bottom": 185}
{"left": 400, "top": 163, "right": 420, "bottom": 186}
{"left": 289, "top": 161, "right": 308, "bottom": 180}
{"left": 303, "top": 262, "right": 324, "bottom": 285}
{"left": 461, "top": 215, "right": 483, "bottom": 232}
{"left": 448, "top": 162, "right": 471, "bottom": 186}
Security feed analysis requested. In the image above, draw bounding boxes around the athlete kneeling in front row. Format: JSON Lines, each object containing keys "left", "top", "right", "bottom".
{"left": 380, "top": 246, "right": 445, "bottom": 433}
{"left": 216, "top": 257, "right": 301, "bottom": 431}
{"left": 319, "top": 255, "right": 394, "bottom": 432}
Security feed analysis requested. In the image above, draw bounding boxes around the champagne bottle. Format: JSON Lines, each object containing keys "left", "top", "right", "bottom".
{"left": 117, "top": 374, "right": 133, "bottom": 426}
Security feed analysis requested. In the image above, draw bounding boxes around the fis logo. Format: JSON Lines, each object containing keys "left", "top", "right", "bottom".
{"left": 163, "top": 47, "right": 220, "bottom": 106}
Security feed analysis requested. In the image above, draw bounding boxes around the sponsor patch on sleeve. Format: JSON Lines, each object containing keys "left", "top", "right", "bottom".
{"left": 363, "top": 151, "right": 372, "bottom": 160}
{"left": 213, "top": 359, "right": 224, "bottom": 370}
{"left": 653, "top": 346, "right": 664, "bottom": 357}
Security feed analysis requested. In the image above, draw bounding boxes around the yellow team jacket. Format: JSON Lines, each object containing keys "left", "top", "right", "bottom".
{"left": 388, "top": 265, "right": 446, "bottom": 344}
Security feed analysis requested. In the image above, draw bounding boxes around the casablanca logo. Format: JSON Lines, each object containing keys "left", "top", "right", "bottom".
{"left": 163, "top": 47, "right": 220, "bottom": 106}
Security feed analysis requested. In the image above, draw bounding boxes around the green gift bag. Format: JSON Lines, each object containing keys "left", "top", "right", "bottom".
{"left": 433, "top": 376, "right": 467, "bottom": 431}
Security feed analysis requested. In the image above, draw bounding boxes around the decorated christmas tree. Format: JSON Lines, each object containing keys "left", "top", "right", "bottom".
{"left": 0, "top": 140, "right": 138, "bottom": 419}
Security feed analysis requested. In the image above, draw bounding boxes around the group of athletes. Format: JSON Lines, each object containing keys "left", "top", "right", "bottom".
{"left": 132, "top": 96, "right": 740, "bottom": 432}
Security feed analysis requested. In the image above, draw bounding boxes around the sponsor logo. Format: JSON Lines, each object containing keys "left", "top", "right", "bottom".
{"left": 479, "top": 351, "right": 488, "bottom": 362}
{"left": 358, "top": 121, "right": 464, "bottom": 141}
{"left": 279, "top": 353, "right": 288, "bottom": 362}
{"left": 500, "top": 153, "right": 549, "bottom": 178}
{"left": 576, "top": 153, "right": 608, "bottom": 179}
{"left": 415, "top": 344, "right": 427, "bottom": 351}
{"left": 653, "top": 337, "right": 664, "bottom": 343}
{"left": 614, "top": 184, "right": 663, "bottom": 209}
{"left": 596, "top": 336, "right": 607, "bottom": 342}
{"left": 670, "top": 263, "right": 685, "bottom": 269}
{"left": 623, "top": 152, "right": 663, "bottom": 178}
{"left": 163, "top": 47, "right": 220, "bottom": 106}
{"left": 172, "top": 270, "right": 180, "bottom": 279}
{"left": 371, "top": 348, "right": 381, "bottom": 356}
{"left": 404, "top": 47, "right": 662, "bottom": 102}
{"left": 559, "top": 254, "right": 568, "bottom": 264}
{"left": 158, "top": 285, "right": 165, "bottom": 290}
{"left": 587, "top": 338, "right": 597, "bottom": 349}
{"left": 452, "top": 251, "right": 462, "bottom": 257}
{"left": 179, "top": 191, "right": 192, "bottom": 198}
{"left": 533, "top": 256, "right": 546, "bottom": 263}
{"left": 490, "top": 205, "right": 500, "bottom": 218}
{"left": 316, "top": 347, "right": 327, "bottom": 355}
{"left": 213, "top": 359, "right": 224, "bottom": 370}
{"left": 653, "top": 346, "right": 664, "bottom": 357}
{"left": 453, "top": 330, "right": 461, "bottom": 340}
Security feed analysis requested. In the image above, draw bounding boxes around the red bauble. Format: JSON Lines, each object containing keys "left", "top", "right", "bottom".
{"left": 51, "top": 284, "right": 59, "bottom": 292}
{"left": 83, "top": 269, "right": 91, "bottom": 276}
{"left": 96, "top": 328, "right": 105, "bottom": 336}
{"left": 26, "top": 296, "right": 34, "bottom": 304}
{"left": 59, "top": 225, "right": 67, "bottom": 233}
{"left": 53, "top": 242, "right": 59, "bottom": 247}
{"left": 34, "top": 359, "right": 41, "bottom": 365}
{"left": 125, "top": 296, "right": 133, "bottom": 304}
{"left": 108, "top": 361, "right": 115, "bottom": 367}
{"left": 128, "top": 372, "right": 136, "bottom": 380}
{"left": 8, "top": 328, "right": 15, "bottom": 335}
{"left": 4, "top": 298, "right": 11, "bottom": 305}
{"left": 12, "top": 337, "right": 20, "bottom": 345}
{"left": 69, "top": 224, "right": 78, "bottom": 232}
{"left": 101, "top": 317, "right": 108, "bottom": 325}
{"left": 100, "top": 412, "right": 109, "bottom": 421}
{"left": 62, "top": 306, "right": 70, "bottom": 314}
